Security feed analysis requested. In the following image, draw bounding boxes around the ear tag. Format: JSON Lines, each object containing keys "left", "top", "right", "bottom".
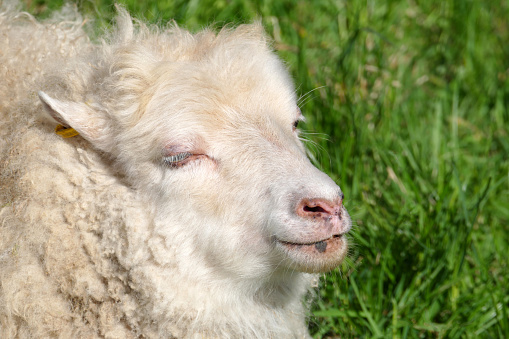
{"left": 55, "top": 124, "right": 80, "bottom": 138}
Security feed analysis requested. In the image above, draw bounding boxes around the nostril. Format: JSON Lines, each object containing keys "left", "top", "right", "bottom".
{"left": 297, "top": 198, "right": 341, "bottom": 219}
{"left": 303, "top": 205, "right": 327, "bottom": 214}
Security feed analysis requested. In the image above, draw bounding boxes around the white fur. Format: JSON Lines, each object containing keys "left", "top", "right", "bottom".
{"left": 0, "top": 3, "right": 351, "bottom": 338}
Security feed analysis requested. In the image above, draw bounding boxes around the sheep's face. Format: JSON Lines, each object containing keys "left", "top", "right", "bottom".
{"left": 113, "top": 44, "right": 351, "bottom": 278}
{"left": 39, "top": 26, "right": 351, "bottom": 279}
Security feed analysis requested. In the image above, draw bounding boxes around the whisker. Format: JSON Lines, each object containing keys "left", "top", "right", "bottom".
{"left": 299, "top": 133, "right": 332, "bottom": 170}
{"left": 297, "top": 86, "right": 326, "bottom": 107}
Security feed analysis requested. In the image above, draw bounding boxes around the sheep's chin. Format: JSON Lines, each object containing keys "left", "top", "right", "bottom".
{"left": 275, "top": 236, "right": 348, "bottom": 273}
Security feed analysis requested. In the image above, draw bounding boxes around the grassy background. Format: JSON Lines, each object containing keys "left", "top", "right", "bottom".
{"left": 22, "top": 0, "right": 509, "bottom": 337}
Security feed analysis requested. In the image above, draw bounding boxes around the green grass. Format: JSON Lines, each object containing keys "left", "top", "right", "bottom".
{"left": 23, "top": 0, "right": 509, "bottom": 337}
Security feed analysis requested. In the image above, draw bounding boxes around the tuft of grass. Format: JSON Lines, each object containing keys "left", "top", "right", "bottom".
{"left": 22, "top": 0, "right": 509, "bottom": 337}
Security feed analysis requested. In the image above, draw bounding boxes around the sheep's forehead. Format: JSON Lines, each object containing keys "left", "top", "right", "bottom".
{"left": 146, "top": 66, "right": 298, "bottom": 140}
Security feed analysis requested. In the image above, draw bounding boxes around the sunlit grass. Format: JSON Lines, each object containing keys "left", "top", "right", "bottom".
{"left": 23, "top": 0, "right": 509, "bottom": 337}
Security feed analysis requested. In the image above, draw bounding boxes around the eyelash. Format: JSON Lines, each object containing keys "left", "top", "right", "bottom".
{"left": 163, "top": 152, "right": 192, "bottom": 168}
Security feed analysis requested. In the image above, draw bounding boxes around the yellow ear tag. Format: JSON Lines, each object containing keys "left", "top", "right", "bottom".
{"left": 55, "top": 124, "right": 79, "bottom": 138}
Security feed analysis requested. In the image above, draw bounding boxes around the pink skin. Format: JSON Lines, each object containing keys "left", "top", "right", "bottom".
{"left": 296, "top": 196, "right": 346, "bottom": 240}
{"left": 284, "top": 194, "right": 349, "bottom": 245}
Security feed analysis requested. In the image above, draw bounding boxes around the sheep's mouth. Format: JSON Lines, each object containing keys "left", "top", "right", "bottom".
{"left": 275, "top": 234, "right": 347, "bottom": 273}
{"left": 278, "top": 234, "right": 343, "bottom": 253}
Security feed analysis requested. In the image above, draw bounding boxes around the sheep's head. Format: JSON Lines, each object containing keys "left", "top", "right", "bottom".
{"left": 38, "top": 22, "right": 351, "bottom": 282}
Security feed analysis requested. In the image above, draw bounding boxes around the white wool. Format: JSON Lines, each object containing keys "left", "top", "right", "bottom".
{"left": 0, "top": 2, "right": 351, "bottom": 338}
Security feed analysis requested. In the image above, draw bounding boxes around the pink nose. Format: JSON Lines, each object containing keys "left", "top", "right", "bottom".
{"left": 296, "top": 197, "right": 343, "bottom": 220}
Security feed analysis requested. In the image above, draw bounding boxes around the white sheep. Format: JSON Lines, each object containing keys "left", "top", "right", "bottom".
{"left": 0, "top": 2, "right": 351, "bottom": 338}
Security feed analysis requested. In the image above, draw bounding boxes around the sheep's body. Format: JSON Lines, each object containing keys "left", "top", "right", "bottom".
{"left": 0, "top": 3, "right": 351, "bottom": 338}
{"left": 0, "top": 6, "right": 150, "bottom": 337}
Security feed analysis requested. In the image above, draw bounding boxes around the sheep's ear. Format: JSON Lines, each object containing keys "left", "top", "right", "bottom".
{"left": 38, "top": 91, "right": 114, "bottom": 152}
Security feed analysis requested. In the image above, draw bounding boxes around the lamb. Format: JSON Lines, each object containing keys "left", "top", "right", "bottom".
{"left": 0, "top": 2, "right": 352, "bottom": 338}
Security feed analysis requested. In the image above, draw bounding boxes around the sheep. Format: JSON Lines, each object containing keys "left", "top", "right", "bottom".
{"left": 0, "top": 2, "right": 352, "bottom": 338}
